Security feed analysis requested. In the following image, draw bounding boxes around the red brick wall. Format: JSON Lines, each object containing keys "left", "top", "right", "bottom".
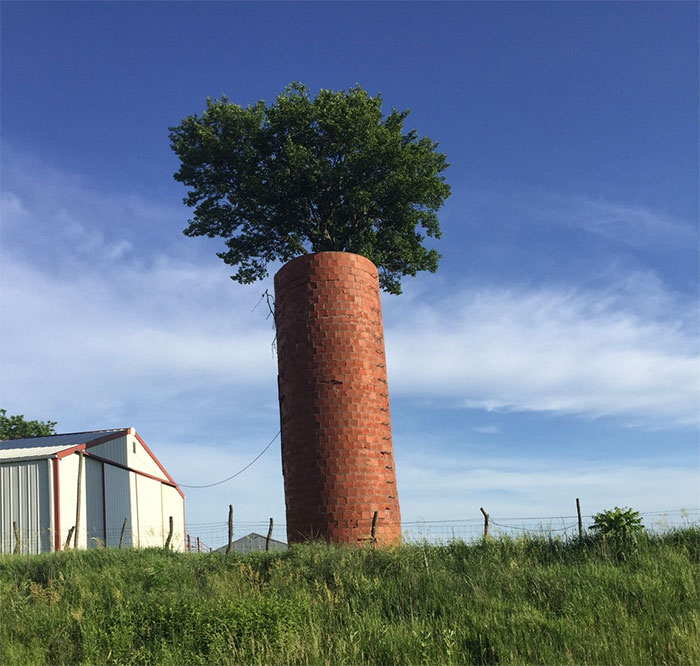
{"left": 274, "top": 252, "right": 402, "bottom": 545}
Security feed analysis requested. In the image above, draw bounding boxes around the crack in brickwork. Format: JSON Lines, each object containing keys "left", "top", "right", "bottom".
{"left": 274, "top": 252, "right": 402, "bottom": 545}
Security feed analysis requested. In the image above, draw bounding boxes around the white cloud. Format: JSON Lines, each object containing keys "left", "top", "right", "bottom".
{"left": 0, "top": 253, "right": 279, "bottom": 421}
{"left": 472, "top": 425, "right": 499, "bottom": 434}
{"left": 384, "top": 282, "right": 699, "bottom": 426}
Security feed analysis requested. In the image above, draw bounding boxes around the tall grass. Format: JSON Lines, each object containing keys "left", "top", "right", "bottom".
{"left": 1, "top": 529, "right": 698, "bottom": 665}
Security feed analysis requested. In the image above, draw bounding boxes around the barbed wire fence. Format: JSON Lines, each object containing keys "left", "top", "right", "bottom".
{"left": 181, "top": 506, "right": 699, "bottom": 552}
{"left": 2, "top": 507, "right": 698, "bottom": 555}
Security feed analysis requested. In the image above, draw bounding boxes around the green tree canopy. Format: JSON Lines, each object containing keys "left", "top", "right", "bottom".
{"left": 0, "top": 409, "right": 57, "bottom": 440}
{"left": 169, "top": 83, "right": 451, "bottom": 294}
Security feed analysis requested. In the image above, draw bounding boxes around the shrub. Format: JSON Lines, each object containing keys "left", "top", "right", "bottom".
{"left": 590, "top": 507, "right": 645, "bottom": 538}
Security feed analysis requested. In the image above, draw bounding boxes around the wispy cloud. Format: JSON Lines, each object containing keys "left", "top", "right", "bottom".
{"left": 544, "top": 194, "right": 698, "bottom": 247}
{"left": 472, "top": 425, "right": 499, "bottom": 434}
{"left": 464, "top": 186, "right": 698, "bottom": 249}
{"left": 384, "top": 280, "right": 699, "bottom": 426}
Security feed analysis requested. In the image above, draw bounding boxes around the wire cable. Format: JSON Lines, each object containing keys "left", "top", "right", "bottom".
{"left": 177, "top": 430, "right": 280, "bottom": 489}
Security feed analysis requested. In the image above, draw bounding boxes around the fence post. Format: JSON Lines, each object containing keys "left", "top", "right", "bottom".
{"left": 266, "top": 517, "right": 274, "bottom": 551}
{"left": 187, "top": 534, "right": 191, "bottom": 552}
{"left": 12, "top": 521, "right": 20, "bottom": 555}
{"left": 74, "top": 451, "right": 84, "bottom": 549}
{"left": 226, "top": 504, "right": 233, "bottom": 555}
{"left": 480, "top": 507, "right": 489, "bottom": 538}
{"left": 576, "top": 498, "right": 583, "bottom": 538}
{"left": 119, "top": 518, "right": 128, "bottom": 549}
{"left": 164, "top": 516, "right": 174, "bottom": 551}
{"left": 197, "top": 536, "right": 201, "bottom": 553}
{"left": 370, "top": 511, "right": 379, "bottom": 545}
{"left": 64, "top": 526, "right": 75, "bottom": 551}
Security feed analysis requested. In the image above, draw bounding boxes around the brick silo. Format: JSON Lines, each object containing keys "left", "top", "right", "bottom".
{"left": 274, "top": 252, "right": 401, "bottom": 545}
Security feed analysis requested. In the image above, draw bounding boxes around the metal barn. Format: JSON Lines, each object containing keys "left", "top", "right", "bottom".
{"left": 0, "top": 428, "right": 185, "bottom": 554}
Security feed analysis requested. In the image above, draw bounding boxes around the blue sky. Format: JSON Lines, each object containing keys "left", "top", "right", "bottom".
{"left": 1, "top": 2, "right": 698, "bottom": 538}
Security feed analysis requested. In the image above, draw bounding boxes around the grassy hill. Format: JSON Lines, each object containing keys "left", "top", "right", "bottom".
{"left": 1, "top": 529, "right": 698, "bottom": 665}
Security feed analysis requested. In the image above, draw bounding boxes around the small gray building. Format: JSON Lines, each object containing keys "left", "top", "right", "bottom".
{"left": 214, "top": 532, "right": 288, "bottom": 554}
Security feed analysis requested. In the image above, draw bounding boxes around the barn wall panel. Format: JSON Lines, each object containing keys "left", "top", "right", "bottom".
{"left": 85, "top": 457, "right": 105, "bottom": 548}
{"left": 135, "top": 475, "right": 164, "bottom": 547}
{"left": 58, "top": 453, "right": 88, "bottom": 549}
{"left": 161, "top": 484, "right": 185, "bottom": 552}
{"left": 91, "top": 435, "right": 127, "bottom": 466}
{"left": 103, "top": 465, "right": 134, "bottom": 547}
{"left": 0, "top": 460, "right": 51, "bottom": 554}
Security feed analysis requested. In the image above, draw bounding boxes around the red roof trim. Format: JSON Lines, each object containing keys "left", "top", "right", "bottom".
{"left": 52, "top": 458, "right": 61, "bottom": 551}
{"left": 52, "top": 428, "right": 184, "bottom": 501}
{"left": 131, "top": 429, "right": 185, "bottom": 499}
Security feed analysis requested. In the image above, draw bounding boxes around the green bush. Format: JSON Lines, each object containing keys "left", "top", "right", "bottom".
{"left": 590, "top": 506, "right": 645, "bottom": 538}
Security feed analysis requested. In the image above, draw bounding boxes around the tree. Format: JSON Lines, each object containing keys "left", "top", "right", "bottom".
{"left": 169, "top": 83, "right": 451, "bottom": 294}
{"left": 0, "top": 409, "right": 57, "bottom": 440}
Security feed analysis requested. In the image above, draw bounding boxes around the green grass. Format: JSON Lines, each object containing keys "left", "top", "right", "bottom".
{"left": 1, "top": 529, "right": 698, "bottom": 665}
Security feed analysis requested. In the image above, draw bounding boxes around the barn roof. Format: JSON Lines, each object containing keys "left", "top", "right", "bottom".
{"left": 0, "top": 428, "right": 129, "bottom": 461}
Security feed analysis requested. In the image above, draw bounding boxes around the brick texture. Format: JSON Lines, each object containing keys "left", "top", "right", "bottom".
{"left": 274, "top": 252, "right": 402, "bottom": 545}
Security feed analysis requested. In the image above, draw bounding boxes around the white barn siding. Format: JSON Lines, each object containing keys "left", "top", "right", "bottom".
{"left": 162, "top": 484, "right": 185, "bottom": 552}
{"left": 126, "top": 433, "right": 167, "bottom": 480}
{"left": 0, "top": 460, "right": 52, "bottom": 554}
{"left": 58, "top": 453, "right": 87, "bottom": 549}
{"left": 129, "top": 470, "right": 140, "bottom": 546}
{"left": 135, "top": 475, "right": 164, "bottom": 547}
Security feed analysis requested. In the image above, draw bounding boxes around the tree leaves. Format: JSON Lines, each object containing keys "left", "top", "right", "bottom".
{"left": 169, "top": 83, "right": 451, "bottom": 294}
{"left": 0, "top": 409, "right": 57, "bottom": 439}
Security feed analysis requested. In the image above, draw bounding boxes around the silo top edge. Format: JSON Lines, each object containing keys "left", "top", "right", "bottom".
{"left": 274, "top": 252, "right": 378, "bottom": 290}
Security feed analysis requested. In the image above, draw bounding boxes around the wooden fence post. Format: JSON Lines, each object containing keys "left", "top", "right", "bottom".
{"left": 370, "top": 511, "right": 379, "bottom": 545}
{"left": 64, "top": 526, "right": 75, "bottom": 551}
{"left": 119, "top": 518, "right": 128, "bottom": 549}
{"left": 74, "top": 451, "right": 84, "bottom": 549}
{"left": 480, "top": 507, "right": 489, "bottom": 538}
{"left": 576, "top": 498, "right": 583, "bottom": 538}
{"left": 226, "top": 504, "right": 233, "bottom": 555}
{"left": 164, "top": 516, "right": 174, "bottom": 551}
{"left": 266, "top": 517, "right": 274, "bottom": 551}
{"left": 196, "top": 536, "right": 201, "bottom": 553}
{"left": 12, "top": 521, "right": 20, "bottom": 555}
